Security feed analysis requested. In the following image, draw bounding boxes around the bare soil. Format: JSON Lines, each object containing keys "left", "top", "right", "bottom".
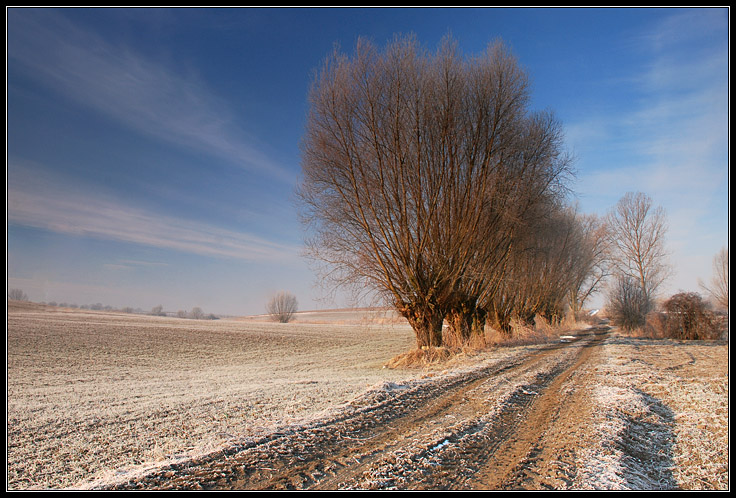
{"left": 83, "top": 326, "right": 729, "bottom": 491}
{"left": 7, "top": 302, "right": 728, "bottom": 490}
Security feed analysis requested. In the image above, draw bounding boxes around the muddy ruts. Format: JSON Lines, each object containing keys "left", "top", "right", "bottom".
{"left": 97, "top": 328, "right": 609, "bottom": 490}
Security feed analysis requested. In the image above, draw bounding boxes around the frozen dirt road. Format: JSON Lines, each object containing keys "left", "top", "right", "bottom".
{"left": 98, "top": 326, "right": 616, "bottom": 490}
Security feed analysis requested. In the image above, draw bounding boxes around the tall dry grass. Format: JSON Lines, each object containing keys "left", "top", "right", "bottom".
{"left": 386, "top": 313, "right": 592, "bottom": 368}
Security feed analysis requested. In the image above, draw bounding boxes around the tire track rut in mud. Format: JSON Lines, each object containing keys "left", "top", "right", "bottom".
{"left": 97, "top": 326, "right": 609, "bottom": 490}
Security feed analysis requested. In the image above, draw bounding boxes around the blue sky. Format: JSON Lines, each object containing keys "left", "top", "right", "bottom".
{"left": 6, "top": 7, "right": 729, "bottom": 315}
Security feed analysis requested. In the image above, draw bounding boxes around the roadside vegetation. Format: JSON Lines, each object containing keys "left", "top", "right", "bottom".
{"left": 297, "top": 34, "right": 727, "bottom": 353}
{"left": 602, "top": 192, "right": 727, "bottom": 340}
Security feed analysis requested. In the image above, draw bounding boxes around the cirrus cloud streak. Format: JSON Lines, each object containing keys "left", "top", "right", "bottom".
{"left": 7, "top": 164, "right": 299, "bottom": 263}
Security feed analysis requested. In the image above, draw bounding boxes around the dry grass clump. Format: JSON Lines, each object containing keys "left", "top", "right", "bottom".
{"left": 386, "top": 314, "right": 591, "bottom": 368}
{"left": 486, "top": 314, "right": 587, "bottom": 347}
{"left": 384, "top": 347, "right": 456, "bottom": 369}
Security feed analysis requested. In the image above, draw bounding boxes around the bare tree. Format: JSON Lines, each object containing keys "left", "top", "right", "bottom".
{"left": 567, "top": 212, "right": 611, "bottom": 315}
{"left": 699, "top": 247, "right": 728, "bottom": 311}
{"left": 606, "top": 192, "right": 671, "bottom": 302}
{"left": 606, "top": 274, "right": 653, "bottom": 331}
{"left": 298, "top": 34, "right": 573, "bottom": 348}
{"left": 8, "top": 288, "right": 29, "bottom": 301}
{"left": 267, "top": 291, "right": 298, "bottom": 323}
{"left": 189, "top": 307, "right": 204, "bottom": 320}
{"left": 448, "top": 109, "right": 573, "bottom": 342}
{"left": 487, "top": 203, "right": 595, "bottom": 332}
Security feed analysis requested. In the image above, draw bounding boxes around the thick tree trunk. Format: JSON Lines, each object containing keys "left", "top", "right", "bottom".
{"left": 410, "top": 314, "right": 444, "bottom": 349}
{"left": 445, "top": 300, "right": 487, "bottom": 347}
{"left": 489, "top": 308, "right": 512, "bottom": 336}
{"left": 401, "top": 303, "right": 444, "bottom": 349}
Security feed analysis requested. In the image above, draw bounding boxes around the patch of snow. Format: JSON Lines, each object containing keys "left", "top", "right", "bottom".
{"left": 430, "top": 439, "right": 450, "bottom": 452}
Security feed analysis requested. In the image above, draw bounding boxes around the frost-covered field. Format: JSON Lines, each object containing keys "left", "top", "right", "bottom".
{"left": 6, "top": 302, "right": 417, "bottom": 489}
{"left": 6, "top": 302, "right": 729, "bottom": 490}
{"left": 576, "top": 334, "right": 729, "bottom": 490}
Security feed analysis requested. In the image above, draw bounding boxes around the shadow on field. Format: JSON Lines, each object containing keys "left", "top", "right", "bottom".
{"left": 618, "top": 389, "right": 677, "bottom": 490}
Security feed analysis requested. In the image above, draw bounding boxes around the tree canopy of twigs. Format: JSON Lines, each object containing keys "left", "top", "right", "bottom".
{"left": 699, "top": 247, "right": 728, "bottom": 311}
{"left": 606, "top": 192, "right": 671, "bottom": 302}
{"left": 606, "top": 274, "right": 653, "bottom": 332}
{"left": 8, "top": 288, "right": 29, "bottom": 301}
{"left": 662, "top": 292, "right": 720, "bottom": 340}
{"left": 298, "top": 34, "right": 602, "bottom": 349}
{"left": 266, "top": 291, "right": 299, "bottom": 323}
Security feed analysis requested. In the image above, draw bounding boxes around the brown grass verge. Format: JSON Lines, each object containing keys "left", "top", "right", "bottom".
{"left": 385, "top": 314, "right": 592, "bottom": 369}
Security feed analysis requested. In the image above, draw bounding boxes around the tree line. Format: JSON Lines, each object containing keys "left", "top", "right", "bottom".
{"left": 297, "top": 34, "right": 727, "bottom": 349}
{"left": 299, "top": 35, "right": 596, "bottom": 348}
{"left": 6, "top": 295, "right": 219, "bottom": 320}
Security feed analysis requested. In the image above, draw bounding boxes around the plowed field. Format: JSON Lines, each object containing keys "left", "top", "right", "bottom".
{"left": 6, "top": 302, "right": 729, "bottom": 490}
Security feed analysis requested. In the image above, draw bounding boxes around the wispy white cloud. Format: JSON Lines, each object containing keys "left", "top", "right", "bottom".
{"left": 636, "top": 8, "right": 727, "bottom": 54}
{"left": 573, "top": 10, "right": 728, "bottom": 205}
{"left": 7, "top": 161, "right": 299, "bottom": 262}
{"left": 568, "top": 9, "right": 728, "bottom": 296}
{"left": 7, "top": 8, "right": 293, "bottom": 183}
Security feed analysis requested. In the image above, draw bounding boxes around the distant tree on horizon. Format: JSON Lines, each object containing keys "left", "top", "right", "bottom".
{"left": 8, "top": 288, "right": 29, "bottom": 301}
{"left": 699, "top": 247, "right": 728, "bottom": 311}
{"left": 189, "top": 307, "right": 204, "bottom": 320}
{"left": 267, "top": 291, "right": 298, "bottom": 323}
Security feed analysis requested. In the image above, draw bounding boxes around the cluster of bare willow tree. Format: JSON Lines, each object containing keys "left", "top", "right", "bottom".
{"left": 298, "top": 35, "right": 608, "bottom": 349}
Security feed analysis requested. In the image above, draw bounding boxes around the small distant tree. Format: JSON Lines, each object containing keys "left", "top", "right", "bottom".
{"left": 606, "top": 274, "right": 653, "bottom": 332}
{"left": 567, "top": 213, "right": 612, "bottom": 316}
{"left": 189, "top": 307, "right": 204, "bottom": 320}
{"left": 176, "top": 310, "right": 188, "bottom": 319}
{"left": 151, "top": 305, "right": 165, "bottom": 316}
{"left": 267, "top": 291, "right": 298, "bottom": 323}
{"left": 699, "top": 247, "right": 728, "bottom": 311}
{"left": 8, "top": 288, "right": 29, "bottom": 301}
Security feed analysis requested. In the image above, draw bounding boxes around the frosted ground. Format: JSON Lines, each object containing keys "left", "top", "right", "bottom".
{"left": 6, "top": 302, "right": 728, "bottom": 490}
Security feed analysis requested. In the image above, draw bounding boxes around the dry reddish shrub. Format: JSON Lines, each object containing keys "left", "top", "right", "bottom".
{"left": 662, "top": 292, "right": 720, "bottom": 340}
{"left": 643, "top": 293, "right": 721, "bottom": 340}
